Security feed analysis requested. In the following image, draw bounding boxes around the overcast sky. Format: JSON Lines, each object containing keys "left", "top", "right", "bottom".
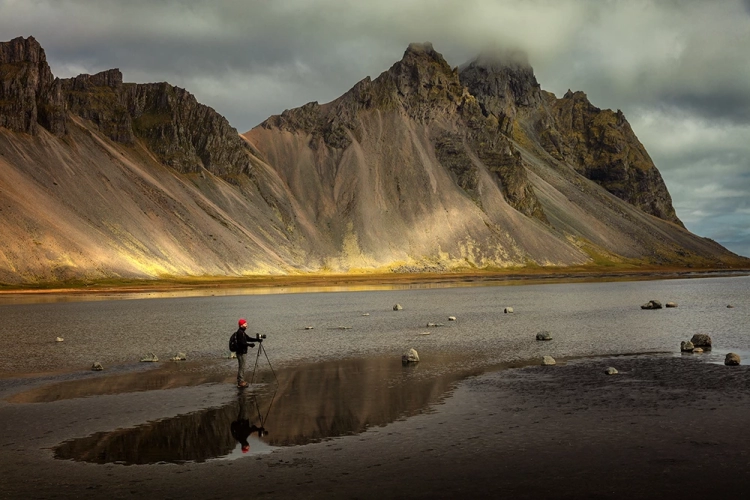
{"left": 2, "top": 0, "right": 748, "bottom": 257}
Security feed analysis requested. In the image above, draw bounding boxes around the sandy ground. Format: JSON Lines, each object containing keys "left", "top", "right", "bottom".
{"left": 1, "top": 353, "right": 749, "bottom": 499}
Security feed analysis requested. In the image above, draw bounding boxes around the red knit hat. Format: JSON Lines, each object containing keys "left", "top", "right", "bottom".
{"left": 238, "top": 318, "right": 247, "bottom": 326}
{"left": 242, "top": 445, "right": 250, "bottom": 453}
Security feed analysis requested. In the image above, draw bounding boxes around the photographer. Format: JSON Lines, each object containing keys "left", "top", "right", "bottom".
{"left": 234, "top": 319, "right": 265, "bottom": 388}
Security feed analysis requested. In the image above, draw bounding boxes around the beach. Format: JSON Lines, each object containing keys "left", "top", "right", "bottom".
{"left": 1, "top": 277, "right": 748, "bottom": 499}
{"left": 1, "top": 354, "right": 749, "bottom": 499}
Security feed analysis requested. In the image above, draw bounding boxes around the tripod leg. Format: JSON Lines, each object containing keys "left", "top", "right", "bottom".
{"left": 251, "top": 344, "right": 262, "bottom": 384}
{"left": 260, "top": 344, "right": 279, "bottom": 384}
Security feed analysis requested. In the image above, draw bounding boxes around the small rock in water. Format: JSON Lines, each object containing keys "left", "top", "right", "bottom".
{"left": 542, "top": 355, "right": 556, "bottom": 366}
{"left": 402, "top": 348, "right": 420, "bottom": 363}
{"left": 55, "top": 337, "right": 64, "bottom": 342}
{"left": 536, "top": 331, "right": 552, "bottom": 341}
{"left": 140, "top": 353, "right": 159, "bottom": 362}
{"left": 91, "top": 362, "right": 103, "bottom": 371}
{"left": 666, "top": 302, "right": 678, "bottom": 308}
{"left": 304, "top": 326, "right": 314, "bottom": 330}
{"left": 393, "top": 304, "right": 403, "bottom": 311}
{"left": 640, "top": 300, "right": 662, "bottom": 310}
{"left": 690, "top": 334, "right": 712, "bottom": 350}
{"left": 680, "top": 341, "right": 695, "bottom": 353}
{"left": 693, "top": 348, "right": 704, "bottom": 353}
{"left": 417, "top": 332, "right": 431, "bottom": 336}
{"left": 362, "top": 313, "right": 370, "bottom": 316}
{"left": 605, "top": 367, "right": 619, "bottom": 375}
{"left": 171, "top": 352, "right": 187, "bottom": 361}
{"left": 448, "top": 316, "right": 456, "bottom": 321}
{"left": 727, "top": 305, "right": 734, "bottom": 308}
{"left": 504, "top": 307, "right": 514, "bottom": 314}
{"left": 725, "top": 353, "right": 741, "bottom": 366}
{"left": 426, "top": 322, "right": 445, "bottom": 327}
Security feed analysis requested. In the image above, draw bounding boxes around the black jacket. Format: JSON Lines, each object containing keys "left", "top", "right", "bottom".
{"left": 235, "top": 328, "right": 251, "bottom": 355}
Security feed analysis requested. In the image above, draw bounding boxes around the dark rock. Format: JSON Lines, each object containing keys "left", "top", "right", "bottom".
{"left": 641, "top": 300, "right": 662, "bottom": 310}
{"left": 725, "top": 353, "right": 740, "bottom": 366}
{"left": 402, "top": 348, "right": 420, "bottom": 363}
{"left": 536, "top": 331, "right": 552, "bottom": 341}
{"left": 690, "top": 334, "right": 712, "bottom": 350}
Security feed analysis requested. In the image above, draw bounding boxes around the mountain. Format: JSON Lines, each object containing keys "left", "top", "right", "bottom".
{"left": 0, "top": 37, "right": 746, "bottom": 285}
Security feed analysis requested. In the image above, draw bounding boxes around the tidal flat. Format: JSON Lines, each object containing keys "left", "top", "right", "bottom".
{"left": 0, "top": 276, "right": 748, "bottom": 498}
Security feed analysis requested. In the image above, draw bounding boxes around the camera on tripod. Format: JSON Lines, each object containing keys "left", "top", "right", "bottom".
{"left": 247, "top": 333, "right": 267, "bottom": 349}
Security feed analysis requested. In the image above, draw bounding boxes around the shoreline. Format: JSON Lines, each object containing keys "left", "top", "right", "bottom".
{"left": 1, "top": 266, "right": 748, "bottom": 298}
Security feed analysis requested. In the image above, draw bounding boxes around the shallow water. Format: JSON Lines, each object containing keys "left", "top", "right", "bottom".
{"left": 0, "top": 276, "right": 748, "bottom": 469}
{"left": 0, "top": 276, "right": 748, "bottom": 375}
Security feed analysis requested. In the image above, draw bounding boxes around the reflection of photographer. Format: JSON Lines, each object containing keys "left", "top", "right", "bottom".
{"left": 230, "top": 394, "right": 267, "bottom": 453}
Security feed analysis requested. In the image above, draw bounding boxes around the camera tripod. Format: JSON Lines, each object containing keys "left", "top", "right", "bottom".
{"left": 249, "top": 335, "right": 278, "bottom": 385}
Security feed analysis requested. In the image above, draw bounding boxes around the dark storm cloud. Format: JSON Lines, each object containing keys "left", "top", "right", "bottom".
{"left": 1, "top": 0, "right": 748, "bottom": 256}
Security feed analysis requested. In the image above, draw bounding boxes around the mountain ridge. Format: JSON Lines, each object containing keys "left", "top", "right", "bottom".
{"left": 0, "top": 36, "right": 746, "bottom": 285}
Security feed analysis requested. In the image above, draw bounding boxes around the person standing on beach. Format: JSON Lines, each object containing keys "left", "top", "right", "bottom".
{"left": 235, "top": 318, "right": 252, "bottom": 388}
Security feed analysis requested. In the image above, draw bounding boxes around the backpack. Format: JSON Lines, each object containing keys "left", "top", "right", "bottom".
{"left": 229, "top": 332, "right": 238, "bottom": 352}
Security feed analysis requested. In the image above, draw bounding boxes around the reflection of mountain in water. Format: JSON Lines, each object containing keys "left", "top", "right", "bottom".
{"left": 54, "top": 355, "right": 479, "bottom": 464}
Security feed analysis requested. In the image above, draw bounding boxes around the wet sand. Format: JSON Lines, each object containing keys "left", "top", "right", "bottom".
{"left": 1, "top": 354, "right": 749, "bottom": 499}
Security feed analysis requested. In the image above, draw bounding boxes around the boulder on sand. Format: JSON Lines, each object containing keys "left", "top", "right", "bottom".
{"left": 641, "top": 300, "right": 662, "bottom": 310}
{"left": 536, "top": 331, "right": 552, "bottom": 341}
{"left": 542, "top": 355, "right": 556, "bottom": 366}
{"left": 402, "top": 348, "right": 420, "bottom": 364}
{"left": 605, "top": 367, "right": 618, "bottom": 375}
{"left": 140, "top": 353, "right": 159, "bottom": 362}
{"left": 504, "top": 307, "right": 514, "bottom": 313}
{"left": 666, "top": 302, "right": 678, "bottom": 308}
{"left": 725, "top": 353, "right": 741, "bottom": 366}
{"left": 393, "top": 304, "right": 403, "bottom": 311}
{"left": 690, "top": 334, "right": 712, "bottom": 350}
{"left": 91, "top": 362, "right": 103, "bottom": 371}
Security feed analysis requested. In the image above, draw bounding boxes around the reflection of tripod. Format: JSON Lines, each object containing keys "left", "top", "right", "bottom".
{"left": 249, "top": 335, "right": 278, "bottom": 385}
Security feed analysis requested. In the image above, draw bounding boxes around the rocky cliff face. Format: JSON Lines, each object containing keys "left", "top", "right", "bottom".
{"left": 0, "top": 36, "right": 66, "bottom": 136}
{"left": 536, "top": 90, "right": 682, "bottom": 225}
{"left": 61, "top": 69, "right": 252, "bottom": 176}
{"left": 0, "top": 37, "right": 745, "bottom": 284}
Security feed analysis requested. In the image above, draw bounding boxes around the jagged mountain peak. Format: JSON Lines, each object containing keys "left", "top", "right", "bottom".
{"left": 458, "top": 48, "right": 542, "bottom": 129}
